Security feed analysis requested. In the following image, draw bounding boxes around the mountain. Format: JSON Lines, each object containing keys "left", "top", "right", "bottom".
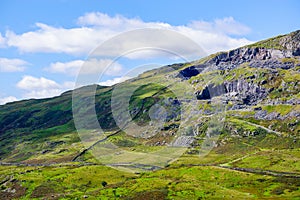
{"left": 0, "top": 30, "right": 299, "bottom": 199}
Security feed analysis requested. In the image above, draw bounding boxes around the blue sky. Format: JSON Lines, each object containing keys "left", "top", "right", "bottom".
{"left": 0, "top": 0, "right": 299, "bottom": 104}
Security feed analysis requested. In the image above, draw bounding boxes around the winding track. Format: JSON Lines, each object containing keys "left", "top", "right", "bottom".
{"left": 240, "top": 119, "right": 282, "bottom": 136}
{"left": 1, "top": 161, "right": 300, "bottom": 179}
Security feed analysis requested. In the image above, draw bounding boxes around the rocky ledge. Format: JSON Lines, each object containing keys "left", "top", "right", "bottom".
{"left": 179, "top": 30, "right": 300, "bottom": 78}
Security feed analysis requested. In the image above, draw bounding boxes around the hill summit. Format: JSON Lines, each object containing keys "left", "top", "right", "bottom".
{"left": 0, "top": 30, "right": 299, "bottom": 165}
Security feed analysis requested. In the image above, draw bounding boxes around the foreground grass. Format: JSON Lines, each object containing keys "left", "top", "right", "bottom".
{"left": 1, "top": 165, "right": 299, "bottom": 199}
{"left": 1, "top": 147, "right": 299, "bottom": 199}
{"left": 1, "top": 123, "right": 299, "bottom": 199}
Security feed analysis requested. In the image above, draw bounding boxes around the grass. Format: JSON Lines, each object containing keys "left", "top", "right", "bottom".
{"left": 262, "top": 104, "right": 295, "bottom": 116}
{"left": 230, "top": 149, "right": 300, "bottom": 173}
{"left": 1, "top": 153, "right": 300, "bottom": 199}
{"left": 1, "top": 132, "right": 82, "bottom": 163}
{"left": 1, "top": 111, "right": 299, "bottom": 197}
{"left": 281, "top": 57, "right": 300, "bottom": 65}
{"left": 1, "top": 30, "right": 300, "bottom": 199}
{"left": 228, "top": 118, "right": 259, "bottom": 132}
{"left": 279, "top": 68, "right": 300, "bottom": 83}
{"left": 245, "top": 34, "right": 286, "bottom": 50}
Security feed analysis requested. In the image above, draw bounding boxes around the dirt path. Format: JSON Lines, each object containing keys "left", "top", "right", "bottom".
{"left": 1, "top": 161, "right": 300, "bottom": 179}
{"left": 72, "top": 84, "right": 173, "bottom": 161}
{"left": 219, "top": 150, "right": 261, "bottom": 167}
{"left": 216, "top": 165, "right": 300, "bottom": 178}
{"left": 240, "top": 119, "right": 282, "bottom": 136}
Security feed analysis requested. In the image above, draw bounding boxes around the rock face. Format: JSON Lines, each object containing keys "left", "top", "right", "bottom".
{"left": 177, "top": 65, "right": 206, "bottom": 79}
{"left": 181, "top": 30, "right": 300, "bottom": 105}
{"left": 195, "top": 84, "right": 226, "bottom": 100}
{"left": 195, "top": 79, "right": 268, "bottom": 105}
{"left": 224, "top": 79, "right": 268, "bottom": 105}
{"left": 179, "top": 30, "right": 300, "bottom": 79}
{"left": 254, "top": 110, "right": 300, "bottom": 120}
{"left": 212, "top": 48, "right": 293, "bottom": 70}
{"left": 180, "top": 47, "right": 298, "bottom": 79}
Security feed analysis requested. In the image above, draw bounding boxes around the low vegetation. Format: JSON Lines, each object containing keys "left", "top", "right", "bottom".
{"left": 1, "top": 30, "right": 300, "bottom": 199}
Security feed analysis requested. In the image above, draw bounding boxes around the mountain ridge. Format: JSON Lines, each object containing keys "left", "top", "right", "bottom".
{"left": 178, "top": 30, "right": 300, "bottom": 79}
{"left": 0, "top": 29, "right": 300, "bottom": 200}
{"left": 0, "top": 30, "right": 299, "bottom": 163}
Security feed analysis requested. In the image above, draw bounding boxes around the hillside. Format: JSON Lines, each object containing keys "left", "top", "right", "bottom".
{"left": 0, "top": 30, "right": 299, "bottom": 199}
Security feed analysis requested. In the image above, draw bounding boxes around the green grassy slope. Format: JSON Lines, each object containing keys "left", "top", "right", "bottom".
{"left": 0, "top": 30, "right": 299, "bottom": 199}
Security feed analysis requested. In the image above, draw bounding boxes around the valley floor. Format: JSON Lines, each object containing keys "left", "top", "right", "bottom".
{"left": 1, "top": 147, "right": 299, "bottom": 200}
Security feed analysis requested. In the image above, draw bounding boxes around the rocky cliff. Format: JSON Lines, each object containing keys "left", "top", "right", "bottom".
{"left": 180, "top": 30, "right": 300, "bottom": 108}
{"left": 180, "top": 30, "right": 300, "bottom": 75}
{"left": 0, "top": 30, "right": 299, "bottom": 164}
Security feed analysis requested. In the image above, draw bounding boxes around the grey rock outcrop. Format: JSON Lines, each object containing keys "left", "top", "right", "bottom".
{"left": 178, "top": 30, "right": 300, "bottom": 79}
{"left": 177, "top": 64, "right": 206, "bottom": 79}
{"left": 254, "top": 109, "right": 300, "bottom": 120}
{"left": 195, "top": 79, "right": 268, "bottom": 105}
{"left": 179, "top": 30, "right": 300, "bottom": 106}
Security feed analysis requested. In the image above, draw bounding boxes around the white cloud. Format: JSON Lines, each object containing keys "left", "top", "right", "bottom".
{"left": 176, "top": 26, "right": 251, "bottom": 54}
{"left": 5, "top": 23, "right": 108, "bottom": 55}
{"left": 0, "top": 96, "right": 18, "bottom": 105}
{"left": 214, "top": 17, "right": 251, "bottom": 35}
{"left": 16, "top": 75, "right": 75, "bottom": 99}
{"left": 99, "top": 76, "right": 131, "bottom": 86}
{"left": 90, "top": 28, "right": 209, "bottom": 60}
{"left": 0, "top": 58, "right": 28, "bottom": 72}
{"left": 0, "top": 33, "right": 6, "bottom": 47}
{"left": 17, "top": 75, "right": 60, "bottom": 90}
{"left": 46, "top": 60, "right": 84, "bottom": 75}
{"left": 3, "top": 12, "right": 252, "bottom": 57}
{"left": 188, "top": 17, "right": 251, "bottom": 36}
{"left": 77, "top": 12, "right": 171, "bottom": 30}
{"left": 46, "top": 58, "right": 123, "bottom": 76}
{"left": 83, "top": 59, "right": 122, "bottom": 76}
{"left": 78, "top": 12, "right": 141, "bottom": 28}
{"left": 62, "top": 81, "right": 75, "bottom": 89}
{"left": 20, "top": 89, "right": 62, "bottom": 99}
